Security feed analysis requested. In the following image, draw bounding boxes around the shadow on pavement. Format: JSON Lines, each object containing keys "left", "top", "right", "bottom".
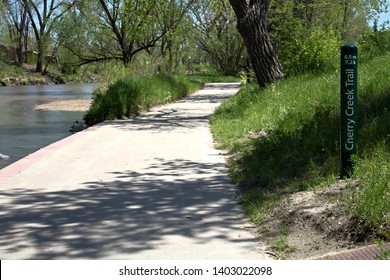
{"left": 0, "top": 158, "right": 255, "bottom": 259}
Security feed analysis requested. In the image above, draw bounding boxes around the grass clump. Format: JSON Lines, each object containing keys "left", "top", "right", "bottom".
{"left": 269, "top": 234, "right": 296, "bottom": 260}
{"left": 84, "top": 74, "right": 205, "bottom": 126}
{"left": 211, "top": 53, "right": 390, "bottom": 236}
{"left": 84, "top": 78, "right": 142, "bottom": 125}
{"left": 84, "top": 73, "right": 239, "bottom": 126}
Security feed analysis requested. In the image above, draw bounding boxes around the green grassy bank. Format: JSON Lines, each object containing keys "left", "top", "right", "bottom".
{"left": 210, "top": 54, "right": 390, "bottom": 238}
{"left": 84, "top": 74, "right": 239, "bottom": 126}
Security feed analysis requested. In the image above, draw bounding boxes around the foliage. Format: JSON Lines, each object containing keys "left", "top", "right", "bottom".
{"left": 2, "top": 0, "right": 387, "bottom": 80}
{"left": 210, "top": 53, "right": 390, "bottom": 231}
{"left": 57, "top": 0, "right": 194, "bottom": 68}
{"left": 359, "top": 28, "right": 390, "bottom": 62}
{"left": 268, "top": 0, "right": 388, "bottom": 75}
{"left": 274, "top": 25, "right": 340, "bottom": 74}
{"left": 0, "top": 0, "right": 28, "bottom": 65}
{"left": 158, "top": 7, "right": 194, "bottom": 74}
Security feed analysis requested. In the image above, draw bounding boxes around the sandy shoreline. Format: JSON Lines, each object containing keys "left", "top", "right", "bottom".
{"left": 34, "top": 99, "right": 92, "bottom": 112}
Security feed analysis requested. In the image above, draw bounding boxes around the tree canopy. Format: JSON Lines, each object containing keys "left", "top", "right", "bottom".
{"left": 0, "top": 0, "right": 388, "bottom": 85}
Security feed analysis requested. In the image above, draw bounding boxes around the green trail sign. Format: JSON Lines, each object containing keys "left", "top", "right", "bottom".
{"left": 340, "top": 45, "right": 358, "bottom": 178}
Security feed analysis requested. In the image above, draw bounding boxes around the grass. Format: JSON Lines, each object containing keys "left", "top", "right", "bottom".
{"left": 0, "top": 59, "right": 35, "bottom": 85}
{"left": 84, "top": 73, "right": 239, "bottom": 126}
{"left": 348, "top": 143, "right": 390, "bottom": 232}
{"left": 374, "top": 239, "right": 390, "bottom": 260}
{"left": 269, "top": 234, "right": 296, "bottom": 259}
{"left": 210, "top": 53, "right": 390, "bottom": 237}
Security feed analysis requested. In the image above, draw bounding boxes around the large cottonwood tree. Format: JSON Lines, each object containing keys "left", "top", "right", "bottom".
{"left": 228, "top": 0, "right": 284, "bottom": 87}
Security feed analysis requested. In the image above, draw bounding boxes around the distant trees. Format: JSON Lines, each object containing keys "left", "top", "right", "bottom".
{"left": 23, "top": 0, "right": 75, "bottom": 73}
{"left": 0, "top": 0, "right": 389, "bottom": 83}
{"left": 191, "top": 0, "right": 245, "bottom": 76}
{"left": 0, "top": 1, "right": 75, "bottom": 72}
{"left": 59, "top": 0, "right": 194, "bottom": 69}
{"left": 0, "top": 0, "right": 28, "bottom": 65}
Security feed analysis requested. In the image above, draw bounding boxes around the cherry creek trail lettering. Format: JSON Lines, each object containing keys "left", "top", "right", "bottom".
{"left": 344, "top": 68, "right": 356, "bottom": 151}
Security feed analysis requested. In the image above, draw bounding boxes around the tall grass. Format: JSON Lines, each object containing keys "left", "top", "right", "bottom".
{"left": 84, "top": 74, "right": 196, "bottom": 125}
{"left": 349, "top": 143, "right": 390, "bottom": 231}
{"left": 211, "top": 53, "right": 390, "bottom": 233}
{"left": 84, "top": 74, "right": 239, "bottom": 126}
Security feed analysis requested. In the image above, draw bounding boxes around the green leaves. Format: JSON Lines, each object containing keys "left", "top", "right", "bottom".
{"left": 269, "top": 0, "right": 388, "bottom": 75}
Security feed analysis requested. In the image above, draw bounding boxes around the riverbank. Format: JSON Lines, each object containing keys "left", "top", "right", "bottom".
{"left": 0, "top": 62, "right": 97, "bottom": 86}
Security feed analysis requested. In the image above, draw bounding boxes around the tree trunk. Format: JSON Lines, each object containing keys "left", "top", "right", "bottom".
{"left": 36, "top": 39, "right": 44, "bottom": 73}
{"left": 229, "top": 0, "right": 284, "bottom": 87}
{"left": 15, "top": 7, "right": 28, "bottom": 66}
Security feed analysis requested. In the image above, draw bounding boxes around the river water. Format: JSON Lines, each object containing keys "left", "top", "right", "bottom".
{"left": 0, "top": 83, "right": 95, "bottom": 170}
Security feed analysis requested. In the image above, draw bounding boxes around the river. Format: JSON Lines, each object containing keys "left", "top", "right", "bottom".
{"left": 0, "top": 83, "right": 95, "bottom": 170}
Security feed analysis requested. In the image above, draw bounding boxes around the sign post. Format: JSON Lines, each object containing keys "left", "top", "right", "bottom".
{"left": 340, "top": 45, "right": 358, "bottom": 178}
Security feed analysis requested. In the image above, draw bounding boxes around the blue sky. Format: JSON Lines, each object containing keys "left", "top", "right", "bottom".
{"left": 377, "top": 10, "right": 390, "bottom": 25}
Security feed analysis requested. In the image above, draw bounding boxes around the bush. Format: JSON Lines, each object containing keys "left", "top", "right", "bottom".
{"left": 275, "top": 28, "right": 340, "bottom": 75}
{"left": 270, "top": 6, "right": 341, "bottom": 76}
{"left": 359, "top": 29, "right": 390, "bottom": 62}
{"left": 84, "top": 78, "right": 141, "bottom": 125}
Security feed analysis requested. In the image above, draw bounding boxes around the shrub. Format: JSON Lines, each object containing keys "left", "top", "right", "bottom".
{"left": 359, "top": 29, "right": 390, "bottom": 62}
{"left": 84, "top": 78, "right": 141, "bottom": 125}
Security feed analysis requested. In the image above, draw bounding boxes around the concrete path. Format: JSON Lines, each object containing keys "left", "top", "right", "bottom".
{"left": 0, "top": 83, "right": 270, "bottom": 260}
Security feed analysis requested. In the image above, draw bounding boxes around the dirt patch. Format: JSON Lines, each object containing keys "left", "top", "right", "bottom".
{"left": 260, "top": 181, "right": 379, "bottom": 259}
{"left": 34, "top": 99, "right": 92, "bottom": 112}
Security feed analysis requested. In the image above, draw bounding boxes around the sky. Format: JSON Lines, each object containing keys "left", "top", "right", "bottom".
{"left": 377, "top": 10, "right": 390, "bottom": 25}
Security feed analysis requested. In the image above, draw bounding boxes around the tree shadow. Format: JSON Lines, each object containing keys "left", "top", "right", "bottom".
{"left": 0, "top": 158, "right": 256, "bottom": 259}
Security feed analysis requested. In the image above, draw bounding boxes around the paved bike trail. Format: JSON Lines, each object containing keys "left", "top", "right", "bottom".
{"left": 0, "top": 83, "right": 270, "bottom": 260}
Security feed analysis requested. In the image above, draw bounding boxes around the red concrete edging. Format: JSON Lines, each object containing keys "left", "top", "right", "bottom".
{"left": 317, "top": 243, "right": 390, "bottom": 260}
{"left": 0, "top": 123, "right": 104, "bottom": 187}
